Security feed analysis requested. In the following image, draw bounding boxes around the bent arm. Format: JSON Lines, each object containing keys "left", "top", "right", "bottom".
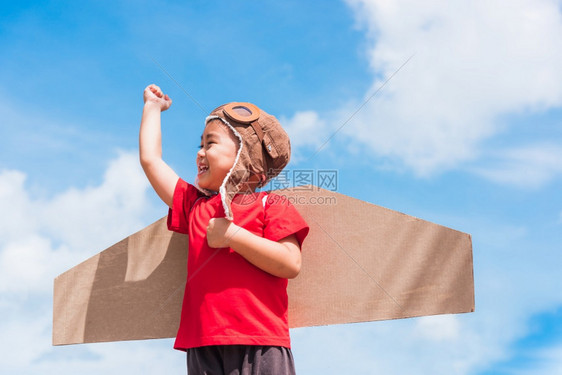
{"left": 230, "top": 229, "right": 302, "bottom": 279}
{"left": 206, "top": 218, "right": 302, "bottom": 279}
{"left": 139, "top": 85, "right": 178, "bottom": 208}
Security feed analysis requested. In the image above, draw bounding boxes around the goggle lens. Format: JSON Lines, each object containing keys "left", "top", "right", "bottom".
{"left": 232, "top": 105, "right": 253, "bottom": 117}
{"left": 223, "top": 102, "right": 260, "bottom": 124}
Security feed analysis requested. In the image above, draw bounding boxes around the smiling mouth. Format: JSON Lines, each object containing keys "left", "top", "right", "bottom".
{"left": 198, "top": 165, "right": 209, "bottom": 174}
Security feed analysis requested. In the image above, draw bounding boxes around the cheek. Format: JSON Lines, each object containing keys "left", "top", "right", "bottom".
{"left": 207, "top": 151, "right": 230, "bottom": 171}
{"left": 217, "top": 145, "right": 238, "bottom": 166}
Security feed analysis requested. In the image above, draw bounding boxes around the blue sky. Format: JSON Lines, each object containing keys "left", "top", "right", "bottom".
{"left": 1, "top": 0, "right": 562, "bottom": 374}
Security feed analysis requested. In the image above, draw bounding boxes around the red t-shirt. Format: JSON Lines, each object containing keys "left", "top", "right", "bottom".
{"left": 167, "top": 178, "right": 309, "bottom": 351}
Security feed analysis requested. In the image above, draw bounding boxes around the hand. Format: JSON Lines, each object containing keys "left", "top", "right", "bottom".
{"left": 143, "top": 84, "right": 172, "bottom": 111}
{"left": 206, "top": 218, "right": 239, "bottom": 248}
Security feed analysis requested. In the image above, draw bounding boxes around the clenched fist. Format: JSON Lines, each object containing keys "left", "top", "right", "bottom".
{"left": 206, "top": 218, "right": 239, "bottom": 248}
{"left": 143, "top": 84, "right": 172, "bottom": 111}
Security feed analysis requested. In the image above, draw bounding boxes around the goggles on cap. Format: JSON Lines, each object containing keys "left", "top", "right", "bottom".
{"left": 223, "top": 102, "right": 260, "bottom": 123}
{"left": 222, "top": 102, "right": 265, "bottom": 143}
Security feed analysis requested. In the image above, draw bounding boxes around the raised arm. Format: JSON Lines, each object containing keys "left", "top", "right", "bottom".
{"left": 139, "top": 84, "right": 179, "bottom": 208}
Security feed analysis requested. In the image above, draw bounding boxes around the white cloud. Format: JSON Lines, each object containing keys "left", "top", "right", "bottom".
{"left": 280, "top": 110, "right": 332, "bottom": 163}
{"left": 471, "top": 144, "right": 562, "bottom": 188}
{"left": 508, "top": 344, "right": 562, "bottom": 375}
{"left": 0, "top": 235, "right": 69, "bottom": 293}
{"left": 0, "top": 151, "right": 177, "bottom": 373}
{"left": 0, "top": 170, "right": 37, "bottom": 242}
{"left": 41, "top": 151, "right": 153, "bottom": 252}
{"left": 414, "top": 314, "right": 460, "bottom": 341}
{"left": 492, "top": 343, "right": 562, "bottom": 375}
{"left": 0, "top": 151, "right": 156, "bottom": 294}
{"left": 0, "top": 310, "right": 53, "bottom": 370}
{"left": 293, "top": 312, "right": 498, "bottom": 375}
{"left": 33, "top": 340, "right": 185, "bottom": 375}
{"left": 323, "top": 0, "right": 562, "bottom": 176}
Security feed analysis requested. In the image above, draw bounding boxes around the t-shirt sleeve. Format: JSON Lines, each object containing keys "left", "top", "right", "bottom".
{"left": 167, "top": 178, "right": 202, "bottom": 234}
{"left": 263, "top": 193, "right": 309, "bottom": 247}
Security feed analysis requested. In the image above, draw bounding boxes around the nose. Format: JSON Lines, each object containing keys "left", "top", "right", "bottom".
{"left": 197, "top": 147, "right": 205, "bottom": 158}
{"left": 196, "top": 147, "right": 205, "bottom": 163}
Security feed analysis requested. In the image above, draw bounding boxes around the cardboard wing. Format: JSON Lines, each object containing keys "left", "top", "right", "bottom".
{"left": 53, "top": 187, "right": 474, "bottom": 345}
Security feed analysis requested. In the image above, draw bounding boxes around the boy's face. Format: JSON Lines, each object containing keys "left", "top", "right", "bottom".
{"left": 197, "top": 120, "right": 239, "bottom": 192}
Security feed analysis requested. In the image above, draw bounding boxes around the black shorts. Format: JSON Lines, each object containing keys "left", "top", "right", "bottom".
{"left": 186, "top": 345, "right": 296, "bottom": 375}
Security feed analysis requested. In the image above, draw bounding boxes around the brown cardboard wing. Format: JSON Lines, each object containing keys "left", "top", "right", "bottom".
{"left": 53, "top": 187, "right": 474, "bottom": 345}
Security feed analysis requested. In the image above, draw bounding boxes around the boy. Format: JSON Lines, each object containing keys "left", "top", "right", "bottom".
{"left": 139, "top": 84, "right": 309, "bottom": 374}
